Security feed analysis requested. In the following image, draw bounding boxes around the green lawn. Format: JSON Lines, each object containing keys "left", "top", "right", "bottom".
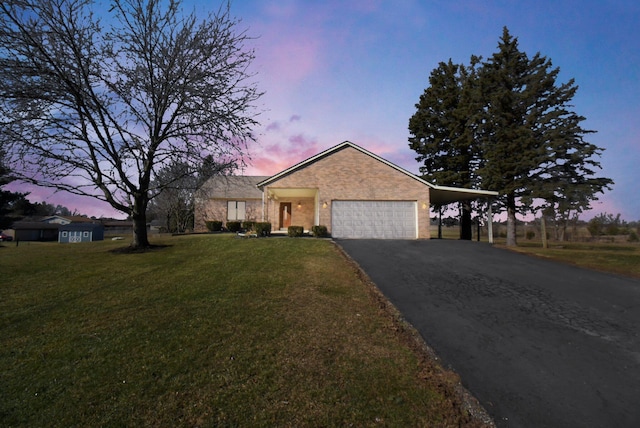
{"left": 432, "top": 225, "right": 640, "bottom": 278}
{"left": 0, "top": 235, "right": 486, "bottom": 427}
{"left": 502, "top": 241, "right": 640, "bottom": 278}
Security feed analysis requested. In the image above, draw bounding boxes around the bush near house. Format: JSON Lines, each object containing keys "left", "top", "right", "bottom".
{"left": 255, "top": 222, "right": 272, "bottom": 237}
{"left": 205, "top": 220, "right": 223, "bottom": 232}
{"left": 312, "top": 225, "right": 329, "bottom": 238}
{"left": 226, "top": 221, "right": 242, "bottom": 233}
{"left": 287, "top": 226, "right": 304, "bottom": 237}
{"left": 241, "top": 221, "right": 255, "bottom": 231}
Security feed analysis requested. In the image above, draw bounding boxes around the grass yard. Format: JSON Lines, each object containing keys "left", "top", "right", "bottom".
{"left": 432, "top": 225, "right": 640, "bottom": 278}
{"left": 502, "top": 241, "right": 640, "bottom": 278}
{"left": 0, "top": 235, "right": 487, "bottom": 427}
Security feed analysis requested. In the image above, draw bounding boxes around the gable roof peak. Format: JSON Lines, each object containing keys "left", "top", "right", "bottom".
{"left": 257, "top": 140, "right": 431, "bottom": 188}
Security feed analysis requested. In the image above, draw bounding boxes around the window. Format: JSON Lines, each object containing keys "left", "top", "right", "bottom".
{"left": 83, "top": 231, "right": 90, "bottom": 237}
{"left": 61, "top": 231, "right": 68, "bottom": 237}
{"left": 227, "top": 201, "right": 246, "bottom": 221}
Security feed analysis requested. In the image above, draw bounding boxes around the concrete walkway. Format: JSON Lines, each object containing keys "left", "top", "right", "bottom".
{"left": 337, "top": 239, "right": 640, "bottom": 428}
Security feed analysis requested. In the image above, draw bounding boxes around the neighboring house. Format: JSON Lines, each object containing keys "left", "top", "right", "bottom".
{"left": 58, "top": 223, "right": 104, "bottom": 243}
{"left": 11, "top": 221, "right": 61, "bottom": 241}
{"left": 9, "top": 217, "right": 127, "bottom": 242}
{"left": 41, "top": 215, "right": 96, "bottom": 225}
{"left": 40, "top": 215, "right": 73, "bottom": 225}
{"left": 195, "top": 141, "right": 498, "bottom": 240}
{"left": 101, "top": 219, "right": 134, "bottom": 236}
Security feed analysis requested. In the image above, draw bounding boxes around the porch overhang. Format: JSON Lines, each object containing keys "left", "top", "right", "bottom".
{"left": 265, "top": 187, "right": 318, "bottom": 200}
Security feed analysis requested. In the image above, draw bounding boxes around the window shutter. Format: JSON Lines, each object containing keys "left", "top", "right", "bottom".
{"left": 227, "top": 201, "right": 236, "bottom": 220}
{"left": 237, "top": 201, "right": 246, "bottom": 220}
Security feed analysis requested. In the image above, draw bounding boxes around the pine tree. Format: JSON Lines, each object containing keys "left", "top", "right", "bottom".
{"left": 408, "top": 59, "right": 482, "bottom": 239}
{"left": 477, "top": 27, "right": 611, "bottom": 246}
{"left": 408, "top": 27, "right": 613, "bottom": 247}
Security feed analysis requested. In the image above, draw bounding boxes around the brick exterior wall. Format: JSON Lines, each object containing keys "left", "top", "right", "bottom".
{"left": 263, "top": 146, "right": 431, "bottom": 239}
{"left": 194, "top": 198, "right": 262, "bottom": 231}
{"left": 267, "top": 197, "right": 316, "bottom": 231}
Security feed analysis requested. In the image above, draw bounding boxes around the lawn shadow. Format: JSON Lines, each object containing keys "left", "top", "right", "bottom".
{"left": 109, "top": 244, "right": 171, "bottom": 254}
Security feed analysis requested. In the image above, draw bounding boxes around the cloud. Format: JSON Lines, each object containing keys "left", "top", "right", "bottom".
{"left": 265, "top": 121, "right": 280, "bottom": 132}
{"left": 243, "top": 114, "right": 319, "bottom": 175}
{"left": 248, "top": 4, "right": 329, "bottom": 91}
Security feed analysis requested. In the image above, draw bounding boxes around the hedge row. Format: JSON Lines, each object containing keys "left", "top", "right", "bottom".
{"left": 205, "top": 221, "right": 328, "bottom": 238}
{"left": 205, "top": 220, "right": 271, "bottom": 236}
{"left": 205, "top": 221, "right": 223, "bottom": 232}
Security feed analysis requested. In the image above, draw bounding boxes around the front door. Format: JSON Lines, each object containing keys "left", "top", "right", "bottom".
{"left": 279, "top": 202, "right": 292, "bottom": 230}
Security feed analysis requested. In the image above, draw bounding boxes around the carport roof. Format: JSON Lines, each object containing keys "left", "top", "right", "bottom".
{"left": 257, "top": 141, "right": 498, "bottom": 204}
{"left": 430, "top": 185, "right": 499, "bottom": 205}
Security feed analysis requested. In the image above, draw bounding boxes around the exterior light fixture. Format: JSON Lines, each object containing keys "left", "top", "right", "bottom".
{"left": 422, "top": 202, "right": 428, "bottom": 210}
{"left": 322, "top": 201, "right": 327, "bottom": 209}
{"left": 297, "top": 201, "right": 302, "bottom": 209}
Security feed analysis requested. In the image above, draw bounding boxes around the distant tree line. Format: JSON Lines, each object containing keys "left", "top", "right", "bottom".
{"left": 587, "top": 213, "right": 639, "bottom": 241}
{"left": 1, "top": 146, "right": 87, "bottom": 227}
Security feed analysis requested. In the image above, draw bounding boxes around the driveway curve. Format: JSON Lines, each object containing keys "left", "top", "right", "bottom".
{"left": 337, "top": 239, "right": 640, "bottom": 428}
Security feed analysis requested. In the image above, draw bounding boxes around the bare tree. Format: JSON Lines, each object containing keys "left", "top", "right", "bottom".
{"left": 147, "top": 155, "right": 228, "bottom": 233}
{"left": 0, "top": 0, "right": 262, "bottom": 248}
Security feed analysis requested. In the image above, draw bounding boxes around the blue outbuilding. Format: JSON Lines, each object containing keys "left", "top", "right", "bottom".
{"left": 58, "top": 223, "right": 104, "bottom": 243}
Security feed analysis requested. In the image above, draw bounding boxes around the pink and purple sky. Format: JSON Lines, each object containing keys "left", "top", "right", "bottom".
{"left": 13, "top": 0, "right": 640, "bottom": 221}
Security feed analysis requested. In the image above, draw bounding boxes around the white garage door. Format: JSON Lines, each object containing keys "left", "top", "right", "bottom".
{"left": 331, "top": 200, "right": 417, "bottom": 239}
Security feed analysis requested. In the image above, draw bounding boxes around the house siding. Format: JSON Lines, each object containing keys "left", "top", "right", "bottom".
{"left": 263, "top": 146, "right": 430, "bottom": 239}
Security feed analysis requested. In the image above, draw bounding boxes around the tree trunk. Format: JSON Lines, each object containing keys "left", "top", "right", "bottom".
{"left": 540, "top": 215, "right": 548, "bottom": 249}
{"left": 131, "top": 194, "right": 150, "bottom": 248}
{"left": 460, "top": 202, "right": 472, "bottom": 240}
{"left": 506, "top": 193, "right": 517, "bottom": 247}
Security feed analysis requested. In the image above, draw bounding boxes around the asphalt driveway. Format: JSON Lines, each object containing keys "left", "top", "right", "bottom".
{"left": 337, "top": 239, "right": 640, "bottom": 428}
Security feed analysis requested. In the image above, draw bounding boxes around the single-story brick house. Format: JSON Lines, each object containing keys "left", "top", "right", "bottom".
{"left": 58, "top": 222, "right": 104, "bottom": 243}
{"left": 195, "top": 141, "right": 498, "bottom": 240}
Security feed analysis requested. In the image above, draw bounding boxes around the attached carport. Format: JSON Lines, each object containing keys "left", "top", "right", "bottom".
{"left": 428, "top": 185, "right": 499, "bottom": 243}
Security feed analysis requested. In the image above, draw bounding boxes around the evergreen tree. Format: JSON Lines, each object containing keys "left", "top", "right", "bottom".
{"left": 478, "top": 27, "right": 612, "bottom": 246}
{"left": 408, "top": 27, "right": 613, "bottom": 246}
{"left": 408, "top": 59, "right": 482, "bottom": 239}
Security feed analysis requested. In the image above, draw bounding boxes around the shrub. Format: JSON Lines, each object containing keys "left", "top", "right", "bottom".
{"left": 525, "top": 230, "right": 535, "bottom": 240}
{"left": 242, "top": 221, "right": 256, "bottom": 232}
{"left": 226, "top": 221, "right": 242, "bottom": 233}
{"left": 287, "top": 226, "right": 304, "bottom": 237}
{"left": 312, "top": 225, "right": 329, "bottom": 238}
{"left": 628, "top": 230, "right": 639, "bottom": 242}
{"left": 205, "top": 221, "right": 223, "bottom": 232}
{"left": 255, "top": 222, "right": 272, "bottom": 237}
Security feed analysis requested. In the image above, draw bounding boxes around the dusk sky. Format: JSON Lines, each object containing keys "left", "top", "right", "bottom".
{"left": 14, "top": 0, "right": 640, "bottom": 221}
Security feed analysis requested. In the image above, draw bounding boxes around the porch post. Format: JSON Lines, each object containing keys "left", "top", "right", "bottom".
{"left": 487, "top": 198, "right": 494, "bottom": 244}
{"left": 261, "top": 189, "right": 265, "bottom": 222}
